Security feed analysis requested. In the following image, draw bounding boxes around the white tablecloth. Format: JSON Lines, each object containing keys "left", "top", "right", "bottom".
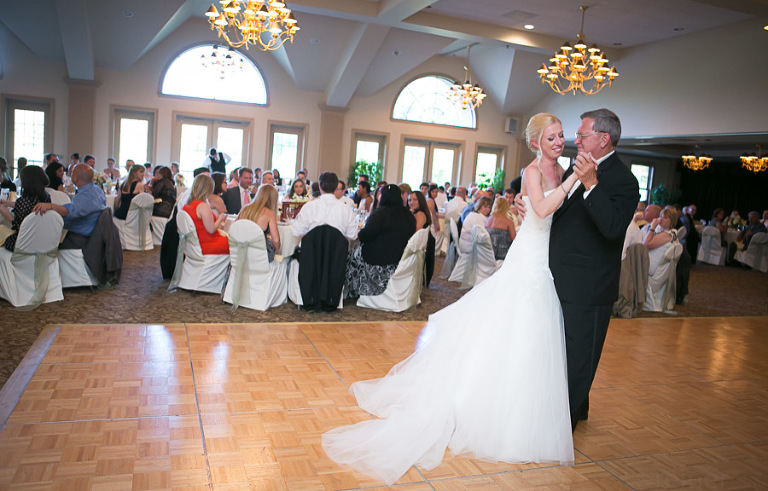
{"left": 277, "top": 223, "right": 300, "bottom": 257}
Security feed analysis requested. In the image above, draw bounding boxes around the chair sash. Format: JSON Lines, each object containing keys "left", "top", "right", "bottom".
{"left": 700, "top": 231, "right": 720, "bottom": 252}
{"left": 402, "top": 245, "right": 425, "bottom": 307}
{"left": 130, "top": 197, "right": 155, "bottom": 249}
{"left": 440, "top": 240, "right": 456, "bottom": 278}
{"left": 228, "top": 236, "right": 266, "bottom": 312}
{"left": 167, "top": 230, "right": 191, "bottom": 292}
{"left": 461, "top": 237, "right": 480, "bottom": 290}
{"left": 752, "top": 240, "right": 767, "bottom": 271}
{"left": 11, "top": 248, "right": 58, "bottom": 311}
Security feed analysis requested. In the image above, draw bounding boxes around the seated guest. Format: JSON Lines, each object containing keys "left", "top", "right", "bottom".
{"left": 183, "top": 174, "right": 229, "bottom": 255}
{"left": 0, "top": 157, "right": 12, "bottom": 184}
{"left": 151, "top": 165, "right": 176, "bottom": 218}
{"left": 460, "top": 190, "right": 490, "bottom": 224}
{"left": 1, "top": 166, "right": 51, "bottom": 251}
{"left": 643, "top": 206, "right": 679, "bottom": 276}
{"left": 446, "top": 186, "right": 467, "bottom": 215}
{"left": 272, "top": 168, "right": 283, "bottom": 187}
{"left": 503, "top": 188, "right": 522, "bottom": 230}
{"left": 260, "top": 170, "right": 275, "bottom": 187}
{"left": 176, "top": 167, "right": 210, "bottom": 214}
{"left": 371, "top": 183, "right": 386, "bottom": 211}
{"left": 727, "top": 211, "right": 767, "bottom": 265}
{"left": 222, "top": 167, "right": 254, "bottom": 214}
{"left": 105, "top": 157, "right": 120, "bottom": 180}
{"left": 485, "top": 197, "right": 517, "bottom": 260}
{"left": 237, "top": 184, "right": 280, "bottom": 262}
{"left": 426, "top": 184, "right": 442, "bottom": 235}
{"left": 286, "top": 178, "right": 308, "bottom": 200}
{"left": 356, "top": 180, "right": 373, "bottom": 212}
{"left": 334, "top": 180, "right": 354, "bottom": 207}
{"left": 762, "top": 210, "right": 768, "bottom": 227}
{"left": 114, "top": 164, "right": 146, "bottom": 220}
{"left": 292, "top": 171, "right": 357, "bottom": 240}
{"left": 227, "top": 167, "right": 240, "bottom": 189}
{"left": 460, "top": 196, "right": 492, "bottom": 254}
{"left": 36, "top": 164, "right": 106, "bottom": 249}
{"left": 398, "top": 183, "right": 412, "bottom": 207}
{"left": 345, "top": 184, "right": 416, "bottom": 298}
{"left": 209, "top": 172, "right": 228, "bottom": 217}
{"left": 707, "top": 207, "right": 727, "bottom": 245}
{"left": 253, "top": 167, "right": 262, "bottom": 184}
{"left": 638, "top": 204, "right": 661, "bottom": 233}
{"left": 408, "top": 191, "right": 435, "bottom": 286}
{"left": 352, "top": 174, "right": 369, "bottom": 206}
{"left": 434, "top": 186, "right": 448, "bottom": 211}
{"left": 45, "top": 161, "right": 65, "bottom": 192}
{"left": 310, "top": 181, "right": 321, "bottom": 198}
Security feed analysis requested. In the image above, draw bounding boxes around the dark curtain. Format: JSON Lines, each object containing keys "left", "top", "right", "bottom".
{"left": 678, "top": 159, "right": 768, "bottom": 222}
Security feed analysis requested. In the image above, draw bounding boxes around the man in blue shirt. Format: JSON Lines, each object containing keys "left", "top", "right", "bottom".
{"left": 35, "top": 164, "right": 106, "bottom": 249}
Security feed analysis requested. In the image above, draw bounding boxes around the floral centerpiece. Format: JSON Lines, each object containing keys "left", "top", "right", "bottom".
{"left": 727, "top": 215, "right": 746, "bottom": 229}
{"left": 286, "top": 194, "right": 310, "bottom": 202}
{"left": 175, "top": 173, "right": 185, "bottom": 188}
{"left": 93, "top": 171, "right": 107, "bottom": 190}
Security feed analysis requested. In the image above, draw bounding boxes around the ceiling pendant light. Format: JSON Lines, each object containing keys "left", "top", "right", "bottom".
{"left": 740, "top": 144, "right": 768, "bottom": 173}
{"left": 205, "top": 0, "right": 299, "bottom": 51}
{"left": 447, "top": 45, "right": 487, "bottom": 109}
{"left": 537, "top": 6, "right": 618, "bottom": 95}
{"left": 200, "top": 44, "right": 246, "bottom": 78}
{"left": 681, "top": 145, "right": 712, "bottom": 171}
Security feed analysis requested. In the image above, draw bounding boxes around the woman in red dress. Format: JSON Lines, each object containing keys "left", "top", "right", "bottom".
{"left": 183, "top": 174, "right": 229, "bottom": 254}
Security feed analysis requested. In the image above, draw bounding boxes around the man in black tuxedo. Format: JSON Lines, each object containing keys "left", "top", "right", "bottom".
{"left": 222, "top": 167, "right": 254, "bottom": 214}
{"left": 549, "top": 109, "right": 639, "bottom": 431}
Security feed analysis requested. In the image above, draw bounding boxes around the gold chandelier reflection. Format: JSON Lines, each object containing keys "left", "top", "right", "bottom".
{"left": 447, "top": 45, "right": 487, "bottom": 109}
{"left": 741, "top": 144, "right": 768, "bottom": 173}
{"left": 205, "top": 0, "right": 299, "bottom": 51}
{"left": 537, "top": 6, "right": 618, "bottom": 95}
{"left": 682, "top": 146, "right": 712, "bottom": 171}
{"left": 200, "top": 45, "right": 246, "bottom": 79}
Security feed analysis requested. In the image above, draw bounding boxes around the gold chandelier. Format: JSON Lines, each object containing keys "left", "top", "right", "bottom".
{"left": 447, "top": 45, "right": 487, "bottom": 109}
{"left": 201, "top": 45, "right": 246, "bottom": 78}
{"left": 205, "top": 0, "right": 299, "bottom": 51}
{"left": 741, "top": 144, "right": 768, "bottom": 173}
{"left": 537, "top": 6, "right": 618, "bottom": 95}
{"left": 682, "top": 146, "right": 712, "bottom": 171}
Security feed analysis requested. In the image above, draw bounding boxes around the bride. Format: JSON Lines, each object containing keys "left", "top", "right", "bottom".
{"left": 322, "top": 113, "right": 580, "bottom": 485}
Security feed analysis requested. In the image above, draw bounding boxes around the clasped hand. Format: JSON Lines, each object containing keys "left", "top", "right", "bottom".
{"left": 573, "top": 152, "right": 598, "bottom": 189}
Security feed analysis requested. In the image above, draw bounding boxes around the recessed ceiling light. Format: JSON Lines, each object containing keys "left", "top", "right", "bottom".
{"left": 524, "top": 24, "right": 534, "bottom": 30}
{"left": 309, "top": 38, "right": 320, "bottom": 45}
{"left": 123, "top": 10, "right": 134, "bottom": 18}
{"left": 393, "top": 50, "right": 401, "bottom": 57}
{"left": 613, "top": 42, "right": 623, "bottom": 46}
{"left": 673, "top": 27, "right": 684, "bottom": 31}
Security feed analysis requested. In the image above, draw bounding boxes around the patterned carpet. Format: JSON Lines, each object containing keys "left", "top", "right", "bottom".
{"left": 1, "top": 248, "right": 766, "bottom": 390}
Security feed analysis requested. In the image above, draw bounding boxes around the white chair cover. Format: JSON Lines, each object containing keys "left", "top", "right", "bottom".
{"left": 644, "top": 242, "right": 683, "bottom": 313}
{"left": 447, "top": 218, "right": 470, "bottom": 283}
{"left": 168, "top": 210, "right": 229, "bottom": 294}
{"left": 456, "top": 225, "right": 501, "bottom": 290}
{"left": 150, "top": 216, "right": 169, "bottom": 246}
{"left": 47, "top": 189, "right": 71, "bottom": 205}
{"left": 59, "top": 249, "right": 98, "bottom": 288}
{"left": 697, "top": 226, "right": 726, "bottom": 265}
{"left": 113, "top": 193, "right": 155, "bottom": 251}
{"left": 432, "top": 221, "right": 444, "bottom": 256}
{"left": 0, "top": 211, "right": 64, "bottom": 309}
{"left": 357, "top": 228, "right": 429, "bottom": 312}
{"left": 222, "top": 220, "right": 287, "bottom": 311}
{"left": 734, "top": 232, "right": 768, "bottom": 273}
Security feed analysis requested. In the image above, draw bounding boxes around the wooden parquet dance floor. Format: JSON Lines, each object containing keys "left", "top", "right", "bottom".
{"left": 0, "top": 317, "right": 766, "bottom": 490}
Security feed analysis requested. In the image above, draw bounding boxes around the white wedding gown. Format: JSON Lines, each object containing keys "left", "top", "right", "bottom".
{"left": 322, "top": 193, "right": 574, "bottom": 485}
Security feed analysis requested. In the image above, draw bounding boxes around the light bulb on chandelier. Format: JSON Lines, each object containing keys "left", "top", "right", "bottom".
{"left": 201, "top": 44, "right": 246, "bottom": 78}
{"left": 205, "top": 0, "right": 299, "bottom": 51}
{"left": 537, "top": 6, "right": 618, "bottom": 95}
{"left": 681, "top": 145, "right": 712, "bottom": 171}
{"left": 740, "top": 144, "right": 768, "bottom": 173}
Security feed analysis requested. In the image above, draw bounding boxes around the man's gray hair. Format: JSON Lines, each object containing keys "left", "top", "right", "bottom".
{"left": 581, "top": 108, "right": 621, "bottom": 147}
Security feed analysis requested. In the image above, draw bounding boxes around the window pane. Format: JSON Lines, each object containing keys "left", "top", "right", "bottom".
{"left": 217, "top": 127, "right": 244, "bottom": 174}
{"left": 162, "top": 45, "right": 267, "bottom": 104}
{"left": 180, "top": 123, "right": 209, "bottom": 180}
{"left": 271, "top": 132, "right": 298, "bottom": 178}
{"left": 13, "top": 109, "right": 45, "bottom": 167}
{"left": 475, "top": 152, "right": 497, "bottom": 184}
{"left": 355, "top": 141, "right": 380, "bottom": 165}
{"left": 393, "top": 76, "right": 476, "bottom": 129}
{"left": 118, "top": 118, "right": 149, "bottom": 168}
{"left": 402, "top": 145, "right": 426, "bottom": 190}
{"left": 631, "top": 164, "right": 650, "bottom": 202}
{"left": 431, "top": 148, "right": 454, "bottom": 186}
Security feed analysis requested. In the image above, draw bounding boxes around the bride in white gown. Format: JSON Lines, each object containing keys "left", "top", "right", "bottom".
{"left": 322, "top": 113, "right": 580, "bottom": 485}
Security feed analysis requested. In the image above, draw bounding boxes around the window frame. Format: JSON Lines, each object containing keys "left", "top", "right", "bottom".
{"left": 474, "top": 143, "right": 507, "bottom": 184}
{"left": 399, "top": 135, "right": 464, "bottom": 188}
{"left": 391, "top": 74, "right": 478, "bottom": 130}
{"left": 170, "top": 111, "right": 252, "bottom": 177}
{"left": 630, "top": 161, "right": 654, "bottom": 203}
{"left": 350, "top": 130, "right": 388, "bottom": 175}
{"left": 110, "top": 105, "right": 157, "bottom": 168}
{"left": 267, "top": 121, "right": 307, "bottom": 176}
{"left": 2, "top": 94, "right": 54, "bottom": 175}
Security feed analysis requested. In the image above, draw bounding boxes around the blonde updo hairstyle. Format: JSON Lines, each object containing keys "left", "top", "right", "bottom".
{"left": 525, "top": 113, "right": 562, "bottom": 155}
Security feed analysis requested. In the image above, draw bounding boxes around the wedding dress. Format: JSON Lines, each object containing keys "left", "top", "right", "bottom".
{"left": 322, "top": 192, "right": 574, "bottom": 485}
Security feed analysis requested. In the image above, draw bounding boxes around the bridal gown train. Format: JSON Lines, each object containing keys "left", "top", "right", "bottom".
{"left": 322, "top": 193, "right": 574, "bottom": 485}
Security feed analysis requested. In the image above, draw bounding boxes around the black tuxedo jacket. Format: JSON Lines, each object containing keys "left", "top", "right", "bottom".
{"left": 549, "top": 152, "right": 639, "bottom": 305}
{"left": 222, "top": 186, "right": 251, "bottom": 215}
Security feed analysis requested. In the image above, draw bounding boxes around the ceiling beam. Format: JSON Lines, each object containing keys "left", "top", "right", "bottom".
{"left": 326, "top": 23, "right": 390, "bottom": 107}
{"left": 376, "top": 0, "right": 436, "bottom": 23}
{"left": 54, "top": 0, "right": 94, "bottom": 80}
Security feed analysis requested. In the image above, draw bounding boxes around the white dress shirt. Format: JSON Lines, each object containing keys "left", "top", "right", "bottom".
{"left": 459, "top": 211, "right": 486, "bottom": 254}
{"left": 571, "top": 150, "right": 615, "bottom": 200}
{"left": 291, "top": 193, "right": 358, "bottom": 240}
{"left": 445, "top": 196, "right": 467, "bottom": 215}
{"left": 239, "top": 186, "right": 251, "bottom": 209}
{"left": 339, "top": 195, "right": 355, "bottom": 208}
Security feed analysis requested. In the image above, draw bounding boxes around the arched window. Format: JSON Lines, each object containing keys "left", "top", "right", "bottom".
{"left": 392, "top": 75, "right": 476, "bottom": 129}
{"left": 161, "top": 45, "right": 267, "bottom": 104}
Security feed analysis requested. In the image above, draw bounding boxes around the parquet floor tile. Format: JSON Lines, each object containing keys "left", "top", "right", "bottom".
{"left": 0, "top": 318, "right": 765, "bottom": 489}
{"left": 0, "top": 416, "right": 208, "bottom": 490}
{"left": 193, "top": 358, "right": 356, "bottom": 413}
{"left": 188, "top": 323, "right": 319, "bottom": 360}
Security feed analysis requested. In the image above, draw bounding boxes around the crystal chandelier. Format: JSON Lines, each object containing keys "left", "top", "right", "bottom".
{"left": 205, "top": 0, "right": 299, "bottom": 51}
{"left": 447, "top": 45, "right": 487, "bottom": 109}
{"left": 681, "top": 146, "right": 712, "bottom": 171}
{"left": 201, "top": 45, "right": 246, "bottom": 79}
{"left": 741, "top": 144, "right": 768, "bottom": 173}
{"left": 537, "top": 6, "right": 618, "bottom": 95}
